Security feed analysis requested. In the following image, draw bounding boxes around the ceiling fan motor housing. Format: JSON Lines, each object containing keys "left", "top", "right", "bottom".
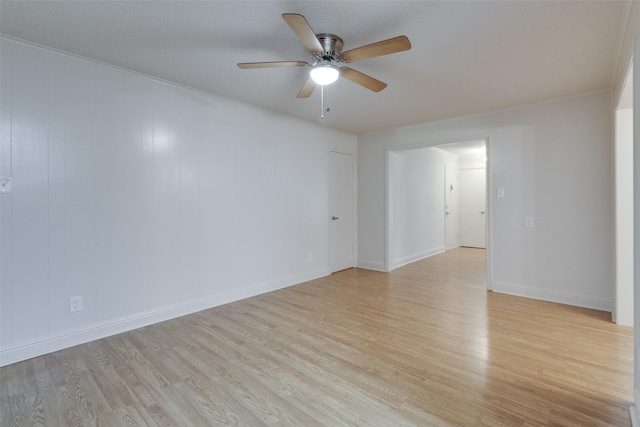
{"left": 315, "top": 33, "right": 344, "bottom": 62}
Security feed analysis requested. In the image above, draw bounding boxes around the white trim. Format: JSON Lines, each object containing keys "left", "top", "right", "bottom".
{"left": 0, "top": 267, "right": 330, "bottom": 367}
{"left": 492, "top": 281, "right": 613, "bottom": 312}
{"left": 629, "top": 388, "right": 640, "bottom": 427}
{"left": 390, "top": 247, "right": 445, "bottom": 271}
{"left": 357, "top": 259, "right": 387, "bottom": 272}
{"left": 631, "top": 404, "right": 640, "bottom": 427}
{"left": 385, "top": 147, "right": 391, "bottom": 272}
{"left": 485, "top": 137, "right": 493, "bottom": 291}
{"left": 633, "top": 388, "right": 640, "bottom": 426}
{"left": 633, "top": 38, "right": 640, "bottom": 415}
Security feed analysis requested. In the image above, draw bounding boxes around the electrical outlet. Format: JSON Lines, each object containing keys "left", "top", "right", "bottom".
{"left": 307, "top": 253, "right": 313, "bottom": 262}
{"left": 0, "top": 177, "right": 12, "bottom": 194}
{"left": 525, "top": 217, "right": 534, "bottom": 228}
{"left": 70, "top": 296, "right": 83, "bottom": 313}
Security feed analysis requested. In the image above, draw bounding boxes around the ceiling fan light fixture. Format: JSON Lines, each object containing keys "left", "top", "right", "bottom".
{"left": 310, "top": 64, "right": 340, "bottom": 85}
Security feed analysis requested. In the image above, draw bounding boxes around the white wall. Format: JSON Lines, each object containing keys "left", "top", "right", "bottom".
{"left": 359, "top": 91, "right": 613, "bottom": 311}
{"left": 0, "top": 39, "right": 357, "bottom": 365}
{"left": 458, "top": 152, "right": 487, "bottom": 170}
{"left": 388, "top": 147, "right": 457, "bottom": 270}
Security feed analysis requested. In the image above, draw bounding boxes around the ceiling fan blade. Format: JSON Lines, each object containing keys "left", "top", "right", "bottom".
{"left": 297, "top": 77, "right": 316, "bottom": 98}
{"left": 341, "top": 67, "right": 387, "bottom": 92}
{"left": 238, "top": 61, "right": 308, "bottom": 69}
{"left": 282, "top": 13, "right": 324, "bottom": 53}
{"left": 341, "top": 35, "right": 411, "bottom": 63}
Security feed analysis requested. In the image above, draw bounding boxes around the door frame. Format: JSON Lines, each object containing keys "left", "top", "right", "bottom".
{"left": 614, "top": 58, "right": 633, "bottom": 327}
{"left": 385, "top": 136, "right": 493, "bottom": 290}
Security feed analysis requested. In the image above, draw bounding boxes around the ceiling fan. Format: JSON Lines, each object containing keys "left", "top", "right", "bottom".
{"left": 237, "top": 13, "right": 411, "bottom": 98}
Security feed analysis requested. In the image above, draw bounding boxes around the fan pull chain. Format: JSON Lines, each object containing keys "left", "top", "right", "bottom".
{"left": 321, "top": 85, "right": 325, "bottom": 120}
{"left": 320, "top": 85, "right": 330, "bottom": 120}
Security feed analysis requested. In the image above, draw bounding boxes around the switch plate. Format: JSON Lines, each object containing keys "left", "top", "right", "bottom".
{"left": 307, "top": 253, "right": 313, "bottom": 262}
{"left": 525, "top": 217, "right": 534, "bottom": 228}
{"left": 70, "top": 296, "right": 83, "bottom": 312}
{"left": 496, "top": 188, "right": 504, "bottom": 198}
{"left": 0, "top": 177, "right": 12, "bottom": 194}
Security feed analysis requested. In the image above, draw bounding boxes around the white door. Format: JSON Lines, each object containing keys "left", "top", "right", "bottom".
{"left": 330, "top": 152, "right": 354, "bottom": 272}
{"left": 459, "top": 168, "right": 486, "bottom": 248}
{"left": 444, "top": 165, "right": 459, "bottom": 250}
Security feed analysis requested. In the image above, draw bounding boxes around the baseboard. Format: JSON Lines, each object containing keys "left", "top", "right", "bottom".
{"left": 357, "top": 259, "right": 387, "bottom": 272}
{"left": 0, "top": 267, "right": 331, "bottom": 367}
{"left": 492, "top": 281, "right": 613, "bottom": 312}
{"left": 390, "top": 247, "right": 445, "bottom": 271}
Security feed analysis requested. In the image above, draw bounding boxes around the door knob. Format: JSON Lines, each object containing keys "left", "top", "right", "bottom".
{"left": 332, "top": 216, "right": 339, "bottom": 220}
{"left": 479, "top": 211, "right": 485, "bottom": 214}
{"left": 445, "top": 211, "right": 451, "bottom": 216}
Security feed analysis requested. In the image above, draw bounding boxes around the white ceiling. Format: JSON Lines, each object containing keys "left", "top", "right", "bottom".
{"left": 437, "top": 139, "right": 486, "bottom": 157}
{"left": 0, "top": 1, "right": 628, "bottom": 135}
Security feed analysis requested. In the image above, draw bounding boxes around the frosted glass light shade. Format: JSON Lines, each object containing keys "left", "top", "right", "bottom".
{"left": 310, "top": 65, "right": 340, "bottom": 85}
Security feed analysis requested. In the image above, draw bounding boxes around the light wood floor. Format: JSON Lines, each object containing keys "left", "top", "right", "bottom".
{"left": 0, "top": 248, "right": 633, "bottom": 426}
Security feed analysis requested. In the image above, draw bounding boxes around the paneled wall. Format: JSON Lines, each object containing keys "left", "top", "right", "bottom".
{"left": 0, "top": 39, "right": 356, "bottom": 365}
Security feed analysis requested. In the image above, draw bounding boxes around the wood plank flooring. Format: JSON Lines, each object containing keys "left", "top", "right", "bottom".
{"left": 0, "top": 248, "right": 633, "bottom": 426}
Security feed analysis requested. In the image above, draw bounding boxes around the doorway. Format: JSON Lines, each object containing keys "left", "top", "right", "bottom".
{"left": 436, "top": 139, "right": 488, "bottom": 250}
{"left": 385, "top": 137, "right": 491, "bottom": 289}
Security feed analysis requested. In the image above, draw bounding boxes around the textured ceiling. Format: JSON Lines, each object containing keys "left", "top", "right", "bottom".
{"left": 0, "top": 1, "right": 629, "bottom": 135}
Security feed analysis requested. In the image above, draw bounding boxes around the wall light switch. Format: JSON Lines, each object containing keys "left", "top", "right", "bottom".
{"left": 0, "top": 177, "right": 12, "bottom": 194}
{"left": 525, "top": 217, "right": 534, "bottom": 228}
{"left": 496, "top": 188, "right": 504, "bottom": 198}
